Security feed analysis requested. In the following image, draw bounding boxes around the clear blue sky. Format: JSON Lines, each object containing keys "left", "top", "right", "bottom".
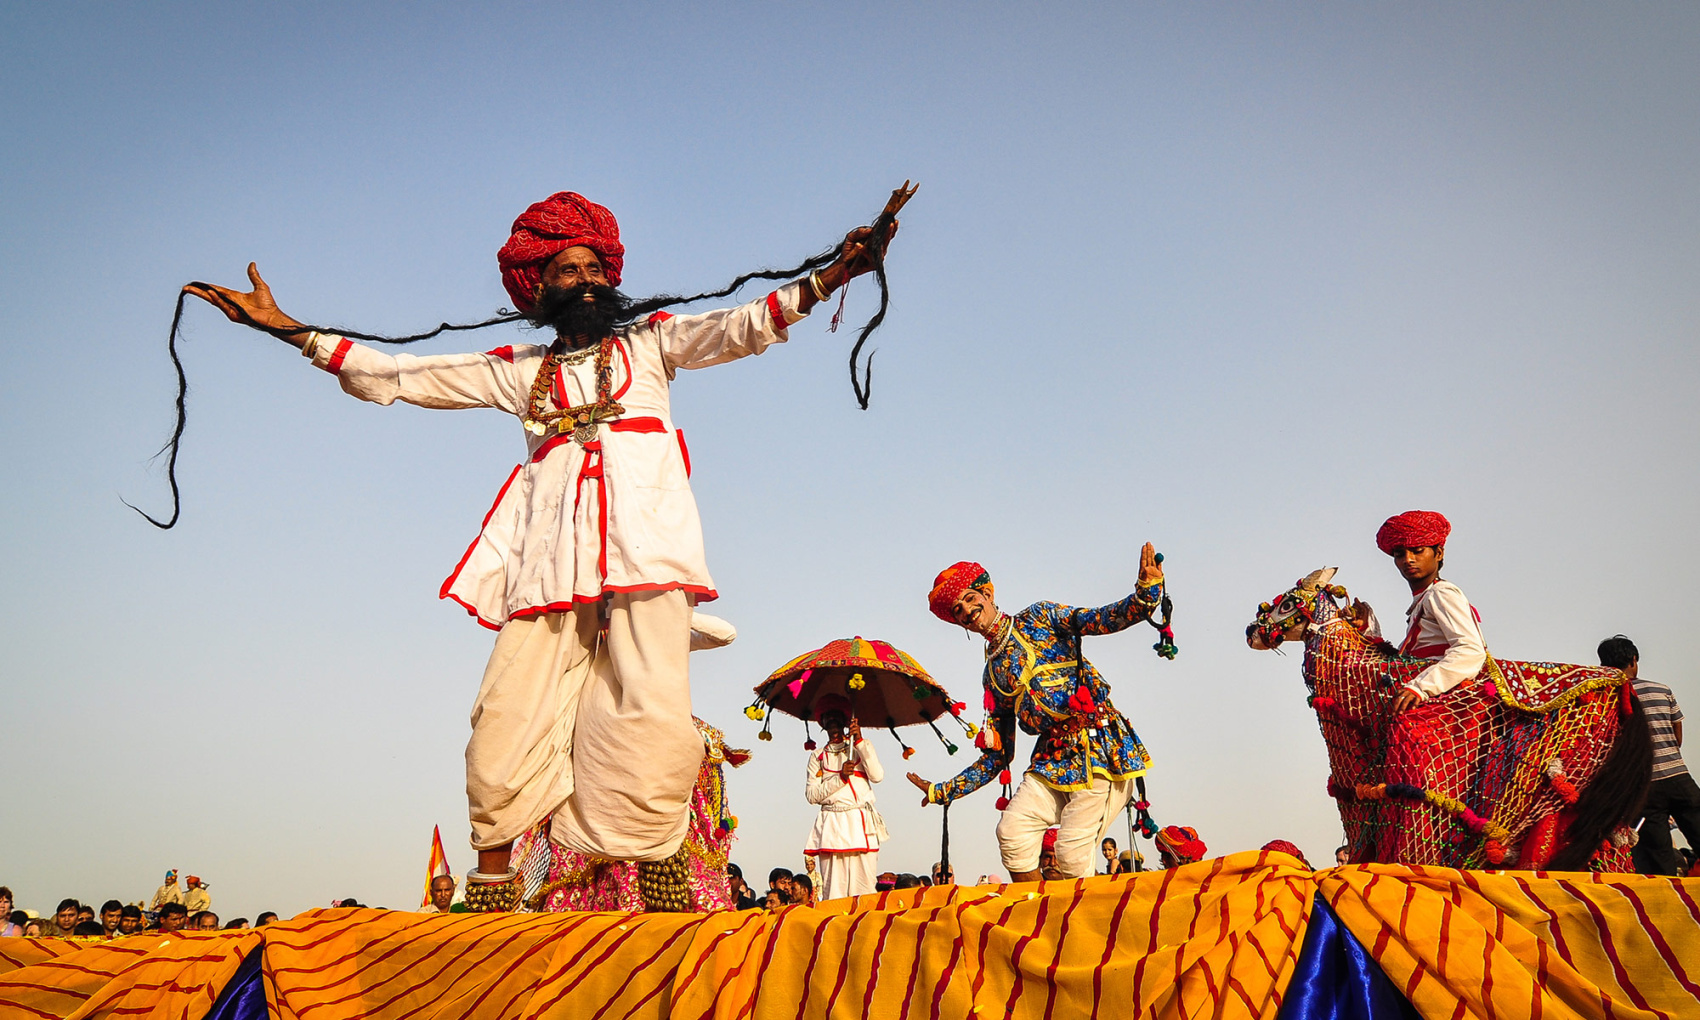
{"left": 3, "top": 2, "right": 1696, "bottom": 919}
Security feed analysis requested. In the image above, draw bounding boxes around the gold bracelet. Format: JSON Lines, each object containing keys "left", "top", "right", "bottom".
{"left": 808, "top": 271, "right": 830, "bottom": 303}
{"left": 300, "top": 331, "right": 320, "bottom": 360}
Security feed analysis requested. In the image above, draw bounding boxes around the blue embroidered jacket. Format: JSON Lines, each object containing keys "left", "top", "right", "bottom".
{"left": 930, "top": 581, "right": 1162, "bottom": 803}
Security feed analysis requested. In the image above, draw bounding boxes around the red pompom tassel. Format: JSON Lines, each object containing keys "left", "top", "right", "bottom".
{"left": 995, "top": 797, "right": 1010, "bottom": 811}
{"left": 999, "top": 769, "right": 1012, "bottom": 785}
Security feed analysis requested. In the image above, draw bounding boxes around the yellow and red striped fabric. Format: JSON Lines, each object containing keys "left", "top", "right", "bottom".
{"left": 2, "top": 854, "right": 1695, "bottom": 1020}
{"left": 1317, "top": 864, "right": 1700, "bottom": 1020}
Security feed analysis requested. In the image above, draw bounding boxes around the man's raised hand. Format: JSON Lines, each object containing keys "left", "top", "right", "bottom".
{"left": 1138, "top": 542, "right": 1164, "bottom": 586}
{"left": 183, "top": 263, "right": 308, "bottom": 345}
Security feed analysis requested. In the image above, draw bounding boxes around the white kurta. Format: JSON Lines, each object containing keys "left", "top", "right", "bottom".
{"left": 1398, "top": 580, "right": 1486, "bottom": 699}
{"left": 307, "top": 285, "right": 808, "bottom": 627}
{"left": 804, "top": 738, "right": 885, "bottom": 853}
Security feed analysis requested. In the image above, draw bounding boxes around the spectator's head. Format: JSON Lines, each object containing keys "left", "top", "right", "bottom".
{"left": 0, "top": 886, "right": 12, "bottom": 915}
{"left": 726, "top": 863, "right": 746, "bottom": 894}
{"left": 792, "top": 874, "right": 814, "bottom": 903}
{"left": 255, "top": 912, "right": 278, "bottom": 926}
{"left": 763, "top": 889, "right": 787, "bottom": 910}
{"left": 1598, "top": 635, "right": 1639, "bottom": 675}
{"left": 767, "top": 868, "right": 793, "bottom": 892}
{"left": 1156, "top": 825, "right": 1207, "bottom": 869}
{"left": 1101, "top": 837, "right": 1117, "bottom": 862}
{"left": 54, "top": 899, "right": 80, "bottom": 932}
{"left": 1335, "top": 845, "right": 1350, "bottom": 866}
{"left": 158, "top": 903, "right": 189, "bottom": 932}
{"left": 894, "top": 873, "right": 920, "bottom": 889}
{"left": 73, "top": 920, "right": 106, "bottom": 937}
{"left": 186, "top": 876, "right": 204, "bottom": 890}
{"left": 224, "top": 918, "right": 250, "bottom": 930}
{"left": 931, "top": 862, "right": 955, "bottom": 885}
{"left": 118, "top": 905, "right": 143, "bottom": 935}
{"left": 197, "top": 912, "right": 220, "bottom": 930}
{"left": 430, "top": 874, "right": 457, "bottom": 912}
{"left": 23, "top": 919, "right": 46, "bottom": 937}
{"left": 1039, "top": 828, "right": 1060, "bottom": 874}
{"left": 8, "top": 910, "right": 26, "bottom": 928}
{"left": 100, "top": 900, "right": 123, "bottom": 933}
{"left": 337, "top": 898, "right": 362, "bottom": 908}
{"left": 76, "top": 904, "right": 95, "bottom": 925}
{"left": 163, "top": 869, "right": 178, "bottom": 886}
{"left": 876, "top": 872, "right": 896, "bottom": 892}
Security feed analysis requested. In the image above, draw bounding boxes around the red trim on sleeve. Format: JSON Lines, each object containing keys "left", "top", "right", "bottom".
{"left": 766, "top": 291, "right": 786, "bottom": 332}
{"left": 485, "top": 345, "right": 515, "bottom": 362}
{"left": 676, "top": 429, "right": 691, "bottom": 478}
{"left": 323, "top": 339, "right": 353, "bottom": 375}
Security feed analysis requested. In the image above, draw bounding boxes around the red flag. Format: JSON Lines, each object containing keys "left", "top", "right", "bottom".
{"left": 421, "top": 825, "right": 451, "bottom": 909}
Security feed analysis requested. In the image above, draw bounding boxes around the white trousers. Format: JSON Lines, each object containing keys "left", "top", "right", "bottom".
{"left": 465, "top": 590, "right": 701, "bottom": 862}
{"left": 816, "top": 852, "right": 879, "bottom": 900}
{"left": 996, "top": 773, "right": 1134, "bottom": 878}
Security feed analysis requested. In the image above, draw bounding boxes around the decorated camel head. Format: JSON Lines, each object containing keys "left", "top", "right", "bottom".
{"left": 1243, "top": 568, "right": 1650, "bottom": 872}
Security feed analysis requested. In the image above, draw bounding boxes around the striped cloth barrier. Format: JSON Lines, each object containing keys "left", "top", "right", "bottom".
{"left": 1, "top": 852, "right": 1694, "bottom": 1019}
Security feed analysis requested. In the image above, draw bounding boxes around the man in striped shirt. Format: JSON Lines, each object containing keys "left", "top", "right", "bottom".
{"left": 1599, "top": 635, "right": 1700, "bottom": 876}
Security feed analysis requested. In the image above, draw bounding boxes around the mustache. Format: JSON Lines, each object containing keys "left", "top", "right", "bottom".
{"left": 526, "top": 283, "right": 634, "bottom": 346}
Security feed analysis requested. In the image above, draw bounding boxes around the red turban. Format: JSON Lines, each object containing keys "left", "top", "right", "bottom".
{"left": 1259, "top": 840, "right": 1311, "bottom": 868}
{"left": 1042, "top": 828, "right": 1059, "bottom": 850}
{"left": 497, "top": 192, "right": 625, "bottom": 313}
{"left": 813, "top": 694, "right": 851, "bottom": 723}
{"left": 928, "top": 561, "right": 993, "bottom": 624}
{"left": 1157, "top": 825, "right": 1206, "bottom": 863}
{"left": 1375, "top": 510, "right": 1451, "bottom": 555}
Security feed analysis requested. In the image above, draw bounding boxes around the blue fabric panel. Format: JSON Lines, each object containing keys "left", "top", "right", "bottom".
{"left": 201, "top": 946, "right": 266, "bottom": 1020}
{"left": 1278, "top": 893, "right": 1420, "bottom": 1020}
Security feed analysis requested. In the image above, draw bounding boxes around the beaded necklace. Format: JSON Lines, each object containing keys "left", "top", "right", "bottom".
{"left": 521, "top": 337, "right": 626, "bottom": 443}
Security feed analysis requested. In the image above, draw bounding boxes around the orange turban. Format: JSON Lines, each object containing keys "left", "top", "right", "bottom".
{"left": 1376, "top": 510, "right": 1451, "bottom": 555}
{"left": 1157, "top": 825, "right": 1207, "bottom": 863}
{"left": 497, "top": 192, "right": 625, "bottom": 313}
{"left": 928, "top": 561, "right": 992, "bottom": 623}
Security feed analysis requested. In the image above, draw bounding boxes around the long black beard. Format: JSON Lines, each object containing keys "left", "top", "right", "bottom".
{"left": 527, "top": 284, "right": 632, "bottom": 349}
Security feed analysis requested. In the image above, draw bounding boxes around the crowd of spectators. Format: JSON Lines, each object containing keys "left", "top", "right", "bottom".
{"left": 0, "top": 884, "right": 274, "bottom": 939}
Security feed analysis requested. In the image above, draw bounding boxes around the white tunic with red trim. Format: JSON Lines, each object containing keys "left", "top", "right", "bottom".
{"left": 1397, "top": 579, "right": 1486, "bottom": 700}
{"left": 804, "top": 738, "right": 886, "bottom": 855}
{"left": 308, "top": 285, "right": 808, "bottom": 628}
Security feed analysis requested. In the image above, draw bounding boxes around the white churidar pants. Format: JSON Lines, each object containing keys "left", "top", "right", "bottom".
{"left": 465, "top": 589, "right": 701, "bottom": 862}
{"left": 816, "top": 852, "right": 879, "bottom": 901}
{"left": 996, "top": 773, "right": 1134, "bottom": 878}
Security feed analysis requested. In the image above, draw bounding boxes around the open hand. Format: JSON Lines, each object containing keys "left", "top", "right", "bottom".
{"left": 183, "top": 263, "right": 306, "bottom": 341}
{"left": 906, "top": 771, "right": 933, "bottom": 806}
{"left": 1138, "top": 542, "right": 1163, "bottom": 586}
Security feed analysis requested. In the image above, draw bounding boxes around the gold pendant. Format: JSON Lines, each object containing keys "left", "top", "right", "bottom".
{"left": 573, "top": 421, "right": 598, "bottom": 444}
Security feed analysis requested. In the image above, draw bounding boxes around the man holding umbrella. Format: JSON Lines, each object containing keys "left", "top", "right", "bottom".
{"left": 804, "top": 695, "right": 887, "bottom": 899}
{"left": 908, "top": 544, "right": 1167, "bottom": 881}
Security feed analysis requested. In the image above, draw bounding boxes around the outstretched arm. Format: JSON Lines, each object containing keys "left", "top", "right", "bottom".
{"left": 183, "top": 264, "right": 309, "bottom": 347}
{"left": 657, "top": 189, "right": 909, "bottom": 372}
{"left": 1068, "top": 543, "right": 1167, "bottom": 635}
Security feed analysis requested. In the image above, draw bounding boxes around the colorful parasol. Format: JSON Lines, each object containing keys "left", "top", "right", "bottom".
{"left": 747, "top": 636, "right": 975, "bottom": 758}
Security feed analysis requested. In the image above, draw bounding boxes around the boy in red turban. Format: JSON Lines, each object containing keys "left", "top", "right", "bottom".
{"left": 1376, "top": 510, "right": 1485, "bottom": 714}
{"left": 185, "top": 191, "right": 899, "bottom": 911}
{"left": 1156, "top": 825, "right": 1206, "bottom": 868}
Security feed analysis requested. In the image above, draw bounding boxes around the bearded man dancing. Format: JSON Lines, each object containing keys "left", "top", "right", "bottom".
{"left": 906, "top": 544, "right": 1166, "bottom": 881}
{"left": 186, "top": 192, "right": 897, "bottom": 910}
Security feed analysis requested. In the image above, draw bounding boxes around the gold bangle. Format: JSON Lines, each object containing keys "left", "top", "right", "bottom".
{"left": 808, "top": 271, "right": 830, "bottom": 303}
{"left": 300, "top": 331, "right": 320, "bottom": 360}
